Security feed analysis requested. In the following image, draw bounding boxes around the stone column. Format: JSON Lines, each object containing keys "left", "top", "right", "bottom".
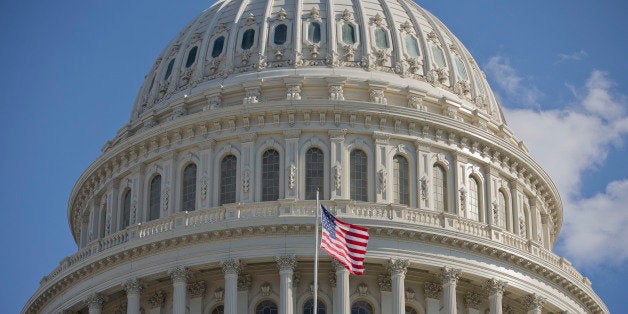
{"left": 424, "top": 282, "right": 441, "bottom": 314}
{"left": 168, "top": 266, "right": 190, "bottom": 314}
{"left": 276, "top": 255, "right": 297, "bottom": 314}
{"left": 440, "top": 267, "right": 461, "bottom": 314}
{"left": 237, "top": 273, "right": 252, "bottom": 314}
{"left": 221, "top": 259, "right": 241, "bottom": 314}
{"left": 123, "top": 278, "right": 143, "bottom": 314}
{"left": 85, "top": 293, "right": 105, "bottom": 314}
{"left": 333, "top": 260, "right": 350, "bottom": 314}
{"left": 485, "top": 278, "right": 507, "bottom": 314}
{"left": 524, "top": 293, "right": 546, "bottom": 314}
{"left": 463, "top": 291, "right": 481, "bottom": 314}
{"left": 377, "top": 273, "right": 392, "bottom": 314}
{"left": 509, "top": 181, "right": 521, "bottom": 235}
{"left": 388, "top": 259, "right": 409, "bottom": 314}
{"left": 187, "top": 281, "right": 207, "bottom": 314}
{"left": 147, "top": 291, "right": 166, "bottom": 314}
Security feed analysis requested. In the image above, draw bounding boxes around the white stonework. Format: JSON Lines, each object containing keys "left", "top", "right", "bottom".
{"left": 23, "top": 0, "right": 608, "bottom": 313}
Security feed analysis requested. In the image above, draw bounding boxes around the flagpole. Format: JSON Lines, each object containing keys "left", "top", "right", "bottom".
{"left": 313, "top": 189, "right": 319, "bottom": 314}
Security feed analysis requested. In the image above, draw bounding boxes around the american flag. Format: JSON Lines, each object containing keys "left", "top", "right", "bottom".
{"left": 320, "top": 205, "right": 369, "bottom": 275}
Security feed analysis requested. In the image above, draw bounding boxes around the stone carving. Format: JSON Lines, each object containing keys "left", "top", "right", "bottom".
{"left": 455, "top": 80, "right": 471, "bottom": 97}
{"left": 329, "top": 85, "right": 345, "bottom": 101}
{"left": 523, "top": 293, "right": 546, "bottom": 311}
{"left": 377, "top": 273, "right": 392, "bottom": 292}
{"left": 437, "top": 67, "right": 449, "bottom": 84}
{"left": 85, "top": 293, "right": 105, "bottom": 309}
{"left": 113, "top": 303, "right": 127, "bottom": 314}
{"left": 459, "top": 187, "right": 467, "bottom": 212}
{"left": 342, "top": 44, "right": 356, "bottom": 61}
{"left": 357, "top": 282, "right": 368, "bottom": 296}
{"left": 288, "top": 164, "right": 296, "bottom": 190}
{"left": 485, "top": 278, "right": 508, "bottom": 296}
{"left": 238, "top": 273, "right": 252, "bottom": 291}
{"left": 200, "top": 175, "right": 208, "bottom": 201}
{"left": 214, "top": 287, "right": 224, "bottom": 301}
{"left": 242, "top": 169, "right": 251, "bottom": 193}
{"left": 387, "top": 258, "right": 409, "bottom": 276}
{"left": 287, "top": 85, "right": 301, "bottom": 100}
{"left": 187, "top": 281, "right": 207, "bottom": 298}
{"left": 426, "top": 69, "right": 438, "bottom": 84}
{"left": 310, "top": 7, "right": 320, "bottom": 19}
{"left": 148, "top": 290, "right": 166, "bottom": 309}
{"left": 277, "top": 8, "right": 287, "bottom": 21}
{"left": 519, "top": 216, "right": 527, "bottom": 238}
{"left": 377, "top": 169, "right": 387, "bottom": 194}
{"left": 341, "top": 9, "right": 352, "bottom": 22}
{"left": 372, "top": 14, "right": 385, "bottom": 27}
{"left": 245, "top": 12, "right": 256, "bottom": 25}
{"left": 244, "top": 88, "right": 260, "bottom": 104}
{"left": 130, "top": 198, "right": 137, "bottom": 224}
{"left": 257, "top": 53, "right": 267, "bottom": 70}
{"left": 374, "top": 49, "right": 391, "bottom": 65}
{"left": 440, "top": 266, "right": 462, "bottom": 284}
{"left": 168, "top": 266, "right": 190, "bottom": 283}
{"left": 260, "top": 282, "right": 272, "bottom": 296}
{"left": 221, "top": 258, "right": 241, "bottom": 275}
{"left": 328, "top": 269, "right": 337, "bottom": 287}
{"left": 276, "top": 254, "right": 297, "bottom": 271}
{"left": 464, "top": 291, "right": 482, "bottom": 309}
{"left": 492, "top": 201, "right": 500, "bottom": 226}
{"left": 105, "top": 214, "right": 111, "bottom": 236}
{"left": 419, "top": 176, "right": 428, "bottom": 201}
{"left": 405, "top": 288, "right": 415, "bottom": 301}
{"left": 370, "top": 89, "right": 387, "bottom": 104}
{"left": 293, "top": 272, "right": 301, "bottom": 288}
{"left": 424, "top": 282, "right": 441, "bottom": 299}
{"left": 333, "top": 164, "right": 342, "bottom": 191}
{"left": 172, "top": 105, "right": 187, "bottom": 119}
{"left": 123, "top": 278, "right": 143, "bottom": 295}
{"left": 162, "top": 186, "right": 170, "bottom": 213}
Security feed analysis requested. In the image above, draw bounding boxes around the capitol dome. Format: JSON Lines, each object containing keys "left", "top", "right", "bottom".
{"left": 24, "top": 0, "right": 607, "bottom": 313}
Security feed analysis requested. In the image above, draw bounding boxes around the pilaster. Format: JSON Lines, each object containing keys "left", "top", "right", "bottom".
{"left": 423, "top": 282, "right": 441, "bottom": 314}
{"left": 187, "top": 280, "right": 207, "bottom": 314}
{"left": 240, "top": 134, "right": 256, "bottom": 203}
{"left": 373, "top": 132, "right": 390, "bottom": 203}
{"left": 284, "top": 131, "right": 301, "bottom": 200}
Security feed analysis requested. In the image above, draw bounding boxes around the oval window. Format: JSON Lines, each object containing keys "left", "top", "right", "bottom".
{"left": 164, "top": 58, "right": 175, "bottom": 80}
{"left": 274, "top": 24, "right": 287, "bottom": 45}
{"left": 342, "top": 23, "right": 356, "bottom": 44}
{"left": 211, "top": 36, "right": 225, "bottom": 58}
{"left": 431, "top": 45, "right": 446, "bottom": 68}
{"left": 241, "top": 29, "right": 255, "bottom": 50}
{"left": 185, "top": 46, "right": 198, "bottom": 68}
{"left": 404, "top": 36, "right": 420, "bottom": 58}
{"left": 374, "top": 28, "right": 389, "bottom": 49}
{"left": 308, "top": 22, "right": 321, "bottom": 43}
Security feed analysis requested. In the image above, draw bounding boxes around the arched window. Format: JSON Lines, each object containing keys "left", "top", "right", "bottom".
{"left": 497, "top": 190, "right": 507, "bottom": 228}
{"left": 405, "top": 306, "right": 418, "bottom": 314}
{"left": 308, "top": 22, "right": 321, "bottom": 43}
{"left": 393, "top": 155, "right": 409, "bottom": 205}
{"left": 211, "top": 36, "right": 225, "bottom": 58}
{"left": 431, "top": 45, "right": 446, "bottom": 68}
{"left": 242, "top": 29, "right": 255, "bottom": 50}
{"left": 185, "top": 46, "right": 198, "bottom": 68}
{"left": 455, "top": 56, "right": 467, "bottom": 81}
{"left": 164, "top": 59, "right": 175, "bottom": 80}
{"left": 342, "top": 23, "right": 356, "bottom": 44}
{"left": 404, "top": 36, "right": 420, "bottom": 58}
{"left": 468, "top": 177, "right": 480, "bottom": 221}
{"left": 262, "top": 149, "right": 280, "bottom": 201}
{"left": 350, "top": 149, "right": 368, "bottom": 202}
{"left": 273, "top": 24, "right": 287, "bottom": 45}
{"left": 255, "top": 300, "right": 278, "bottom": 314}
{"left": 149, "top": 175, "right": 162, "bottom": 221}
{"left": 351, "top": 301, "right": 373, "bottom": 314}
{"left": 181, "top": 163, "right": 197, "bottom": 211}
{"left": 220, "top": 155, "right": 237, "bottom": 205}
{"left": 374, "top": 28, "right": 389, "bottom": 49}
{"left": 122, "top": 189, "right": 132, "bottom": 228}
{"left": 303, "top": 298, "right": 326, "bottom": 314}
{"left": 433, "top": 164, "right": 447, "bottom": 211}
{"left": 305, "top": 147, "right": 324, "bottom": 200}
{"left": 211, "top": 305, "right": 224, "bottom": 314}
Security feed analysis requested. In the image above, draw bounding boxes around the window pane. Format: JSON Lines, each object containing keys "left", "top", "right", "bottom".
{"left": 274, "top": 24, "right": 287, "bottom": 45}
{"left": 433, "top": 165, "right": 447, "bottom": 211}
{"left": 342, "top": 23, "right": 356, "bottom": 44}
{"left": 220, "top": 155, "right": 237, "bottom": 205}
{"left": 374, "top": 28, "right": 389, "bottom": 49}
{"left": 468, "top": 177, "right": 479, "bottom": 221}
{"left": 181, "top": 164, "right": 197, "bottom": 211}
{"left": 185, "top": 46, "right": 198, "bottom": 68}
{"left": 242, "top": 29, "right": 255, "bottom": 50}
{"left": 393, "top": 155, "right": 409, "bottom": 205}
{"left": 308, "top": 22, "right": 321, "bottom": 43}
{"left": 305, "top": 148, "right": 324, "bottom": 200}
{"left": 122, "top": 189, "right": 131, "bottom": 228}
{"left": 455, "top": 56, "right": 467, "bottom": 80}
{"left": 164, "top": 59, "right": 175, "bottom": 80}
{"left": 303, "top": 298, "right": 326, "bottom": 314}
{"left": 351, "top": 301, "right": 373, "bottom": 314}
{"left": 256, "top": 300, "right": 278, "bottom": 314}
{"left": 212, "top": 36, "right": 225, "bottom": 58}
{"left": 149, "top": 175, "right": 162, "bottom": 220}
{"left": 431, "top": 45, "right": 446, "bottom": 68}
{"left": 262, "top": 149, "right": 280, "bottom": 201}
{"left": 350, "top": 150, "right": 368, "bottom": 202}
{"left": 404, "top": 36, "right": 420, "bottom": 58}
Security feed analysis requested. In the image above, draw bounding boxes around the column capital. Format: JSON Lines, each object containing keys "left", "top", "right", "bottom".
{"left": 276, "top": 254, "right": 297, "bottom": 272}
{"left": 523, "top": 293, "right": 546, "bottom": 311}
{"left": 147, "top": 290, "right": 167, "bottom": 309}
{"left": 221, "top": 258, "right": 241, "bottom": 275}
{"left": 84, "top": 293, "right": 105, "bottom": 310}
{"left": 168, "top": 266, "right": 191, "bottom": 283}
{"left": 423, "top": 282, "right": 442, "bottom": 299}
{"left": 187, "top": 280, "right": 207, "bottom": 298}
{"left": 122, "top": 278, "right": 143, "bottom": 295}
{"left": 332, "top": 259, "right": 347, "bottom": 272}
{"left": 238, "top": 273, "right": 252, "bottom": 291}
{"left": 463, "top": 291, "right": 482, "bottom": 310}
{"left": 387, "top": 258, "right": 410, "bottom": 276}
{"left": 485, "top": 278, "right": 508, "bottom": 296}
{"left": 377, "top": 273, "right": 392, "bottom": 292}
{"left": 439, "top": 266, "right": 461, "bottom": 284}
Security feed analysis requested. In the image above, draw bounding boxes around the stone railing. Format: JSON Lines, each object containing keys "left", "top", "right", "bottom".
{"left": 40, "top": 201, "right": 587, "bottom": 292}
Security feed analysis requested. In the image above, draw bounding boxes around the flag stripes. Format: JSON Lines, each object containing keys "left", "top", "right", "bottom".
{"left": 320, "top": 205, "right": 369, "bottom": 275}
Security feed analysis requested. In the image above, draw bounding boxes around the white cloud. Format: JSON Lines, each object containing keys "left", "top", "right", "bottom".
{"left": 496, "top": 68, "right": 628, "bottom": 268}
{"left": 557, "top": 50, "right": 588, "bottom": 63}
{"left": 485, "top": 55, "right": 542, "bottom": 108}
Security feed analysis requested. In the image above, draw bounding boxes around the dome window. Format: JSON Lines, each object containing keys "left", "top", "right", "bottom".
{"left": 431, "top": 45, "right": 446, "bottom": 68}
{"left": 241, "top": 29, "right": 255, "bottom": 50}
{"left": 455, "top": 56, "right": 468, "bottom": 81}
{"left": 273, "top": 24, "right": 288, "bottom": 45}
{"left": 305, "top": 147, "right": 324, "bottom": 200}
{"left": 393, "top": 155, "right": 409, "bottom": 205}
{"left": 211, "top": 36, "right": 225, "bottom": 58}
{"left": 350, "top": 149, "right": 368, "bottom": 202}
{"left": 374, "top": 27, "right": 389, "bottom": 49}
{"left": 308, "top": 22, "right": 321, "bottom": 43}
{"left": 404, "top": 35, "right": 420, "bottom": 58}
{"left": 220, "top": 155, "right": 237, "bottom": 206}
{"left": 185, "top": 46, "right": 198, "bottom": 68}
{"left": 262, "top": 149, "right": 280, "bottom": 201}
{"left": 342, "top": 23, "right": 356, "bottom": 44}
{"left": 433, "top": 164, "right": 447, "bottom": 211}
{"left": 181, "top": 163, "right": 197, "bottom": 211}
{"left": 149, "top": 175, "right": 162, "bottom": 221}
{"left": 164, "top": 59, "right": 175, "bottom": 80}
{"left": 121, "top": 189, "right": 131, "bottom": 229}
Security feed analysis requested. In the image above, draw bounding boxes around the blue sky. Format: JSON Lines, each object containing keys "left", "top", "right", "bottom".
{"left": 0, "top": 1, "right": 626, "bottom": 313}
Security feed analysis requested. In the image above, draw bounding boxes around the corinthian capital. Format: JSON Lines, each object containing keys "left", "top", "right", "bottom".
{"left": 523, "top": 293, "right": 546, "bottom": 311}
{"left": 84, "top": 293, "right": 105, "bottom": 310}
{"left": 485, "top": 278, "right": 508, "bottom": 296}
{"left": 123, "top": 278, "right": 143, "bottom": 295}
{"left": 168, "top": 266, "right": 191, "bottom": 283}
{"left": 276, "top": 254, "right": 297, "bottom": 272}
{"left": 424, "top": 282, "right": 441, "bottom": 299}
{"left": 221, "top": 258, "right": 241, "bottom": 275}
{"left": 187, "top": 280, "right": 207, "bottom": 298}
{"left": 440, "top": 266, "right": 461, "bottom": 284}
{"left": 387, "top": 258, "right": 410, "bottom": 276}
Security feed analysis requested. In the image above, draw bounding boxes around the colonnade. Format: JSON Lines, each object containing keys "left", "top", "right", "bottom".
{"left": 80, "top": 257, "right": 548, "bottom": 314}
